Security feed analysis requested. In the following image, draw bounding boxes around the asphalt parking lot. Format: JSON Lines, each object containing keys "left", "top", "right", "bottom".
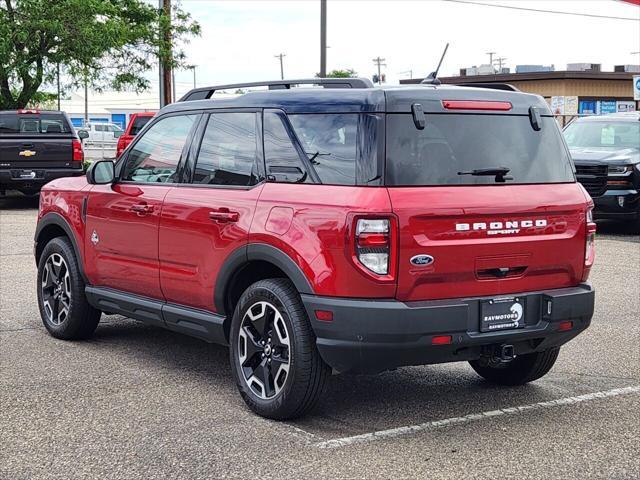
{"left": 1, "top": 193, "right": 639, "bottom": 480}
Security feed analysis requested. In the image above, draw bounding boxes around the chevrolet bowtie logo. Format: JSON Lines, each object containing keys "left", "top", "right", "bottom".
{"left": 19, "top": 150, "right": 36, "bottom": 157}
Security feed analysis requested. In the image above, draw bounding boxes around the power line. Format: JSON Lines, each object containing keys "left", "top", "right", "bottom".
{"left": 442, "top": 0, "right": 640, "bottom": 21}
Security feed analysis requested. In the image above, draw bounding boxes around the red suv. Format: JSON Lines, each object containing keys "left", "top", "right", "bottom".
{"left": 115, "top": 112, "right": 155, "bottom": 158}
{"left": 34, "top": 78, "right": 595, "bottom": 419}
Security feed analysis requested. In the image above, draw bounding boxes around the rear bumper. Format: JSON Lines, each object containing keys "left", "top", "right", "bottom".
{"left": 592, "top": 190, "right": 640, "bottom": 221}
{"left": 0, "top": 168, "right": 84, "bottom": 191}
{"left": 302, "top": 283, "right": 594, "bottom": 374}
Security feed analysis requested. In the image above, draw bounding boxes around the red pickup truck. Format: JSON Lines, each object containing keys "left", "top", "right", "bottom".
{"left": 115, "top": 112, "right": 155, "bottom": 158}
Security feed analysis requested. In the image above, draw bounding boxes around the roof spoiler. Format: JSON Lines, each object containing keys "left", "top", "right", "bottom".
{"left": 178, "top": 78, "right": 374, "bottom": 102}
{"left": 455, "top": 83, "right": 520, "bottom": 92}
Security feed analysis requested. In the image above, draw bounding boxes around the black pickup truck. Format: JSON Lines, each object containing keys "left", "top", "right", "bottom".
{"left": 0, "top": 110, "right": 88, "bottom": 196}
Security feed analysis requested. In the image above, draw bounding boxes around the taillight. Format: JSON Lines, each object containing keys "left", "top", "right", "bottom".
{"left": 72, "top": 139, "right": 84, "bottom": 162}
{"left": 582, "top": 207, "right": 596, "bottom": 282}
{"left": 353, "top": 217, "right": 397, "bottom": 278}
{"left": 18, "top": 109, "right": 39, "bottom": 114}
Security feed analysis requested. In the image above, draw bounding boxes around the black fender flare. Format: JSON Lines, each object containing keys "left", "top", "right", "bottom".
{"left": 34, "top": 212, "right": 87, "bottom": 282}
{"left": 214, "top": 243, "right": 314, "bottom": 315}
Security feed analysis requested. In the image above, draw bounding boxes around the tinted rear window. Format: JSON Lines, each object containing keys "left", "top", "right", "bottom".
{"left": 130, "top": 116, "right": 152, "bottom": 136}
{"left": 0, "top": 112, "right": 72, "bottom": 135}
{"left": 386, "top": 114, "right": 574, "bottom": 186}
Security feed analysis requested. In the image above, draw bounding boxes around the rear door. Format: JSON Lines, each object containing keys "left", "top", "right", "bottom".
{"left": 159, "top": 110, "right": 264, "bottom": 313}
{"left": 84, "top": 113, "right": 199, "bottom": 300}
{"left": 385, "top": 110, "right": 587, "bottom": 302}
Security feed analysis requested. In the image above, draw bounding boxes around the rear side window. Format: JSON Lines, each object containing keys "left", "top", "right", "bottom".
{"left": 122, "top": 114, "right": 196, "bottom": 183}
{"left": 130, "top": 116, "right": 152, "bottom": 136}
{"left": 386, "top": 114, "right": 574, "bottom": 186}
{"left": 0, "top": 112, "right": 71, "bottom": 135}
{"left": 192, "top": 112, "right": 260, "bottom": 186}
{"left": 263, "top": 112, "right": 312, "bottom": 184}
{"left": 289, "top": 114, "right": 358, "bottom": 185}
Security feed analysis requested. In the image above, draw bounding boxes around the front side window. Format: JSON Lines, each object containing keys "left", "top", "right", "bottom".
{"left": 192, "top": 112, "right": 260, "bottom": 186}
{"left": 130, "top": 116, "right": 152, "bottom": 136}
{"left": 122, "top": 114, "right": 196, "bottom": 183}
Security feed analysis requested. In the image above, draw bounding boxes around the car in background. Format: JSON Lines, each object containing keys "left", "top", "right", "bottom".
{"left": 77, "top": 122, "right": 124, "bottom": 147}
{"left": 0, "top": 109, "right": 87, "bottom": 196}
{"left": 563, "top": 112, "right": 640, "bottom": 231}
{"left": 116, "top": 112, "right": 155, "bottom": 158}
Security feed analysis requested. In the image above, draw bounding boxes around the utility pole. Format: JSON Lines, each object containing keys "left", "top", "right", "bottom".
{"left": 486, "top": 51, "right": 496, "bottom": 66}
{"left": 372, "top": 57, "right": 386, "bottom": 85}
{"left": 274, "top": 53, "right": 286, "bottom": 80}
{"left": 494, "top": 57, "right": 507, "bottom": 72}
{"left": 56, "top": 63, "right": 61, "bottom": 111}
{"left": 83, "top": 70, "right": 88, "bottom": 126}
{"left": 320, "top": 0, "right": 327, "bottom": 77}
{"left": 159, "top": 0, "right": 173, "bottom": 107}
{"left": 399, "top": 69, "right": 413, "bottom": 79}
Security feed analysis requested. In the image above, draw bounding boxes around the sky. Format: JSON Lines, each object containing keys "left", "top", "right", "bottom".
{"left": 163, "top": 0, "right": 640, "bottom": 97}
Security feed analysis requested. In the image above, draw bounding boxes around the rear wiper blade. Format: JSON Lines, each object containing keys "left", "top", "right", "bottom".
{"left": 457, "top": 167, "right": 512, "bottom": 183}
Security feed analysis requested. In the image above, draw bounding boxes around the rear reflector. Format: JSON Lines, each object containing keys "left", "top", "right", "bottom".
{"left": 315, "top": 310, "right": 333, "bottom": 322}
{"left": 431, "top": 335, "right": 452, "bottom": 345}
{"left": 558, "top": 321, "right": 573, "bottom": 332}
{"left": 442, "top": 100, "right": 512, "bottom": 111}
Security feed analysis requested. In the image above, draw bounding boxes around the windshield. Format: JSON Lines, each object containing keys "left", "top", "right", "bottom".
{"left": 563, "top": 120, "right": 640, "bottom": 150}
{"left": 386, "top": 114, "right": 574, "bottom": 186}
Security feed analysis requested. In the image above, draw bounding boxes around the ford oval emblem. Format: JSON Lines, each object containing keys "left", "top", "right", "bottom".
{"left": 410, "top": 254, "right": 434, "bottom": 266}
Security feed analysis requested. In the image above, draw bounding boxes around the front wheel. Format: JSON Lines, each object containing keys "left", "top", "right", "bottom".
{"left": 36, "top": 237, "right": 101, "bottom": 340}
{"left": 229, "top": 279, "right": 330, "bottom": 419}
{"left": 469, "top": 347, "right": 560, "bottom": 386}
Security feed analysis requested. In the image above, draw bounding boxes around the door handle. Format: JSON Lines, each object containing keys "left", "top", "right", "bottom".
{"left": 209, "top": 209, "right": 239, "bottom": 223}
{"left": 131, "top": 203, "right": 154, "bottom": 215}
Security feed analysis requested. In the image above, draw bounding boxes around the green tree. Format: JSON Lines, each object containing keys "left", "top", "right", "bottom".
{"left": 316, "top": 69, "right": 358, "bottom": 78}
{"left": 0, "top": 0, "right": 200, "bottom": 109}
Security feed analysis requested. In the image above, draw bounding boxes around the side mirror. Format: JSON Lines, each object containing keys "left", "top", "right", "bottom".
{"left": 267, "top": 165, "right": 307, "bottom": 183}
{"left": 86, "top": 160, "right": 115, "bottom": 185}
{"left": 77, "top": 129, "right": 89, "bottom": 140}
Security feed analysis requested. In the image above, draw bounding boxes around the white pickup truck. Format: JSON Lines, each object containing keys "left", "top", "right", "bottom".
{"left": 77, "top": 123, "right": 124, "bottom": 147}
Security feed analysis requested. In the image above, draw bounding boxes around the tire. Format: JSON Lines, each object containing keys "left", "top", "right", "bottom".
{"left": 469, "top": 347, "right": 560, "bottom": 386}
{"left": 36, "top": 236, "right": 101, "bottom": 340}
{"left": 229, "top": 278, "right": 330, "bottom": 420}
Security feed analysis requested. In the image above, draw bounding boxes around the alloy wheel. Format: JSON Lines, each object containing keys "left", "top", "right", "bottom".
{"left": 41, "top": 253, "right": 71, "bottom": 326}
{"left": 238, "top": 301, "right": 291, "bottom": 399}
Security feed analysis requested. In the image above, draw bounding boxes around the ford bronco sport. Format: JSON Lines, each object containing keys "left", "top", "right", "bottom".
{"left": 34, "top": 78, "right": 595, "bottom": 419}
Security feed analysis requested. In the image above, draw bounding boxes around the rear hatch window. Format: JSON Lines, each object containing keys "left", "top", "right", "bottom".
{"left": 385, "top": 114, "right": 574, "bottom": 185}
{"left": 0, "top": 112, "right": 72, "bottom": 135}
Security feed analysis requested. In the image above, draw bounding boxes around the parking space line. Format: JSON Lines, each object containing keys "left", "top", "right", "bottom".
{"left": 313, "top": 385, "right": 640, "bottom": 449}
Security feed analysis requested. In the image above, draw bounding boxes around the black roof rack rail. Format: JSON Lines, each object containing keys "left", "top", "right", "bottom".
{"left": 178, "top": 78, "right": 374, "bottom": 102}
{"left": 455, "top": 83, "right": 520, "bottom": 92}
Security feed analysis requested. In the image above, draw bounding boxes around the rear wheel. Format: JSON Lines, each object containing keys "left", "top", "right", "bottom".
{"left": 469, "top": 347, "right": 560, "bottom": 386}
{"left": 229, "top": 279, "right": 330, "bottom": 419}
{"left": 37, "top": 237, "right": 101, "bottom": 340}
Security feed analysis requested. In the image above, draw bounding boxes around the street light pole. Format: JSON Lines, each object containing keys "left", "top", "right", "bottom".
{"left": 191, "top": 65, "right": 196, "bottom": 88}
{"left": 320, "top": 0, "right": 327, "bottom": 77}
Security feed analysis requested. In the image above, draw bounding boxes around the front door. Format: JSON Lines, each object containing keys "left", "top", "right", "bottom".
{"left": 84, "top": 113, "right": 200, "bottom": 300}
{"left": 159, "top": 111, "right": 264, "bottom": 312}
